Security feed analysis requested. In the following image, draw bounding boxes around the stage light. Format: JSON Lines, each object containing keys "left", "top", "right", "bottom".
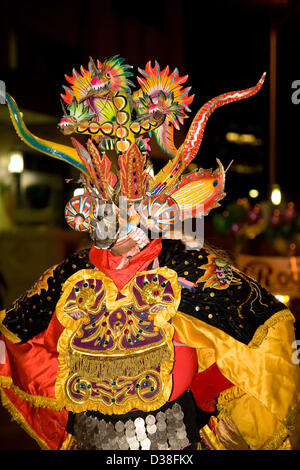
{"left": 271, "top": 185, "right": 281, "bottom": 205}
{"left": 8, "top": 151, "right": 24, "bottom": 173}
{"left": 249, "top": 189, "right": 259, "bottom": 198}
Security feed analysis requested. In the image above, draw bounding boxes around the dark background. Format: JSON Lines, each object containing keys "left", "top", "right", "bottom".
{"left": 1, "top": 0, "right": 300, "bottom": 202}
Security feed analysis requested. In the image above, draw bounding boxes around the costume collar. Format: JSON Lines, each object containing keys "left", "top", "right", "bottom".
{"left": 89, "top": 238, "right": 162, "bottom": 291}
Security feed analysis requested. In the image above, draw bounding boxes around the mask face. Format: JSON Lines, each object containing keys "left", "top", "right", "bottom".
{"left": 89, "top": 199, "right": 119, "bottom": 249}
{"left": 64, "top": 191, "right": 183, "bottom": 250}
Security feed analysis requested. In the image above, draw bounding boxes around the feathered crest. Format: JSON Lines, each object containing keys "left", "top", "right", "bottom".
{"left": 61, "top": 65, "right": 92, "bottom": 105}
{"left": 61, "top": 55, "right": 134, "bottom": 106}
{"left": 92, "top": 55, "right": 135, "bottom": 94}
{"left": 134, "top": 61, "right": 194, "bottom": 128}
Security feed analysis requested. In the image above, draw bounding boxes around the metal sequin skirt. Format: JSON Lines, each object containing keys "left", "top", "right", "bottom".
{"left": 69, "top": 389, "right": 204, "bottom": 450}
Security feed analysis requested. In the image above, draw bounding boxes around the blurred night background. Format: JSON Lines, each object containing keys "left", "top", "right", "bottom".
{"left": 1, "top": 0, "right": 300, "bottom": 449}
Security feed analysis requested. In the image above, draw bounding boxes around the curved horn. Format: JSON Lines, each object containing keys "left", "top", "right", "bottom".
{"left": 148, "top": 73, "right": 266, "bottom": 195}
{"left": 6, "top": 93, "right": 88, "bottom": 175}
{"left": 183, "top": 72, "right": 266, "bottom": 167}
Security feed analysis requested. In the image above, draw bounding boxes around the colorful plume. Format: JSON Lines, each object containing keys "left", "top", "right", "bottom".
{"left": 61, "top": 55, "right": 135, "bottom": 106}
{"left": 134, "top": 61, "right": 194, "bottom": 128}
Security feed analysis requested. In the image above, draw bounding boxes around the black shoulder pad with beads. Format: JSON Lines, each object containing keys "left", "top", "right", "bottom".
{"left": 158, "top": 239, "right": 287, "bottom": 345}
{"left": 2, "top": 248, "right": 93, "bottom": 343}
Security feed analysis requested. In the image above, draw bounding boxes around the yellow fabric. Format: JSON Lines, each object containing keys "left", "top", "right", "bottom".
{"left": 217, "top": 389, "right": 292, "bottom": 449}
{"left": 172, "top": 310, "right": 300, "bottom": 450}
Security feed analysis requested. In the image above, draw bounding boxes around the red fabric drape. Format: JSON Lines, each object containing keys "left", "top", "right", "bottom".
{"left": 89, "top": 238, "right": 162, "bottom": 290}
{"left": 190, "top": 362, "right": 234, "bottom": 412}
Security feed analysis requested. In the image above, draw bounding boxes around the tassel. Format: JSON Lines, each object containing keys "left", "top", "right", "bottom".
{"left": 69, "top": 344, "right": 170, "bottom": 382}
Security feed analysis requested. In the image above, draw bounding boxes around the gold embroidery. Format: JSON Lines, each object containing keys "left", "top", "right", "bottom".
{"left": 197, "top": 254, "right": 233, "bottom": 290}
{"left": 217, "top": 386, "right": 246, "bottom": 417}
{"left": 55, "top": 267, "right": 181, "bottom": 414}
{"left": 26, "top": 265, "right": 58, "bottom": 297}
{"left": 135, "top": 275, "right": 174, "bottom": 305}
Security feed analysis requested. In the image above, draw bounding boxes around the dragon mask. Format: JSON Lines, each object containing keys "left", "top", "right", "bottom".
{"left": 3, "top": 55, "right": 265, "bottom": 252}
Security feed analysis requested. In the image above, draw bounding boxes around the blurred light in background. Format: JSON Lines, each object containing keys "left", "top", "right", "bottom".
{"left": 73, "top": 188, "right": 85, "bottom": 197}
{"left": 249, "top": 188, "right": 259, "bottom": 198}
{"left": 275, "top": 294, "right": 290, "bottom": 305}
{"left": 271, "top": 184, "right": 281, "bottom": 205}
{"left": 225, "top": 132, "right": 262, "bottom": 146}
{"left": 8, "top": 151, "right": 24, "bottom": 173}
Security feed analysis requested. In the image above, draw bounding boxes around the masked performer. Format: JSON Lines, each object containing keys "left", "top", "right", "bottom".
{"left": 0, "top": 56, "right": 299, "bottom": 451}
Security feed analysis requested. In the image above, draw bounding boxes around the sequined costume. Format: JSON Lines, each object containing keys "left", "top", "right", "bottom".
{"left": 0, "top": 56, "right": 299, "bottom": 450}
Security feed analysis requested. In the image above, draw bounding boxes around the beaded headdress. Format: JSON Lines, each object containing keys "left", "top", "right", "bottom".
{"left": 3, "top": 55, "right": 265, "bottom": 248}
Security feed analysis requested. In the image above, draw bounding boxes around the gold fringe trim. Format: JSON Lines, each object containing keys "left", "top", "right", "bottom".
{"left": 248, "top": 309, "right": 294, "bottom": 349}
{"left": 8, "top": 384, "right": 61, "bottom": 410}
{"left": 217, "top": 393, "right": 300, "bottom": 450}
{"left": 1, "top": 376, "right": 62, "bottom": 411}
{"left": 0, "top": 375, "right": 13, "bottom": 388}
{"left": 69, "top": 344, "right": 170, "bottom": 382}
{"left": 0, "top": 388, "right": 50, "bottom": 450}
{"left": 0, "top": 309, "right": 21, "bottom": 344}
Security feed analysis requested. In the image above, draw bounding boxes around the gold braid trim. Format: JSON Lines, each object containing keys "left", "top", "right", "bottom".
{"left": 0, "top": 309, "right": 21, "bottom": 344}
{"left": 262, "top": 424, "right": 290, "bottom": 450}
{"left": 216, "top": 386, "right": 246, "bottom": 417}
{"left": 69, "top": 344, "right": 170, "bottom": 382}
{"left": 248, "top": 309, "right": 294, "bottom": 349}
{"left": 0, "top": 388, "right": 50, "bottom": 450}
{"left": 262, "top": 400, "right": 300, "bottom": 451}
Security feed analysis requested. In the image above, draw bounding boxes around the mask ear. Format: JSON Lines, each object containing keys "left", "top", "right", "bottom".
{"left": 64, "top": 195, "right": 96, "bottom": 231}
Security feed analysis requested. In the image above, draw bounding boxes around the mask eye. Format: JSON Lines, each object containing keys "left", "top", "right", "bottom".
{"left": 64, "top": 195, "right": 96, "bottom": 231}
{"left": 106, "top": 72, "right": 111, "bottom": 79}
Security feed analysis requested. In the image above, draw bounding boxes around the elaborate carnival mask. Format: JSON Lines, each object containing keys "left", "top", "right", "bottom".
{"left": 3, "top": 55, "right": 265, "bottom": 250}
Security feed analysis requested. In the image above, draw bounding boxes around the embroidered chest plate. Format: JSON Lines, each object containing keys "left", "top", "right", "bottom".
{"left": 55, "top": 267, "right": 181, "bottom": 414}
